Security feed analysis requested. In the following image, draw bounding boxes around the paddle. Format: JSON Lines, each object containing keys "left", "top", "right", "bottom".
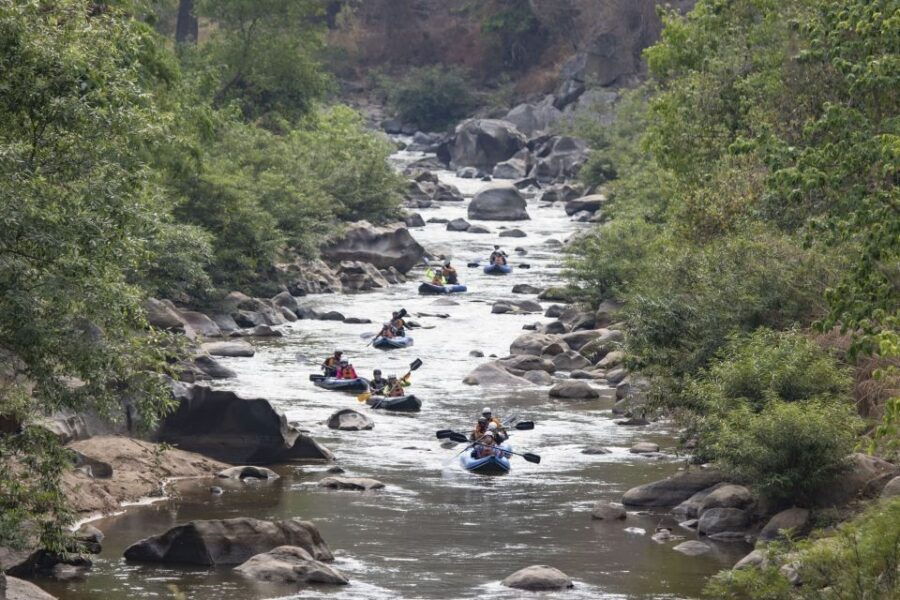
{"left": 309, "top": 374, "right": 325, "bottom": 382}
{"left": 436, "top": 421, "right": 534, "bottom": 439}
{"left": 357, "top": 358, "right": 423, "bottom": 403}
{"left": 445, "top": 431, "right": 541, "bottom": 464}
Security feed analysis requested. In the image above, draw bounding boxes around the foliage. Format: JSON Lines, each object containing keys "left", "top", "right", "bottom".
{"left": 480, "top": 0, "right": 544, "bottom": 70}
{"left": 705, "top": 498, "right": 900, "bottom": 599}
{"left": 386, "top": 66, "right": 475, "bottom": 131}
{"left": 194, "top": 0, "right": 331, "bottom": 123}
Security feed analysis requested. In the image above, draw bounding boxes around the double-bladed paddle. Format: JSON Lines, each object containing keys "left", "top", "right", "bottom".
{"left": 436, "top": 421, "right": 534, "bottom": 439}
{"left": 444, "top": 431, "right": 541, "bottom": 464}
{"left": 357, "top": 358, "right": 423, "bottom": 403}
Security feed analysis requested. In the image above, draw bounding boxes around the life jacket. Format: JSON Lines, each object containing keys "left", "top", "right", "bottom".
{"left": 339, "top": 366, "right": 357, "bottom": 379}
{"left": 387, "top": 382, "right": 405, "bottom": 397}
{"left": 442, "top": 267, "right": 458, "bottom": 284}
{"left": 390, "top": 318, "right": 406, "bottom": 334}
{"left": 370, "top": 377, "right": 387, "bottom": 393}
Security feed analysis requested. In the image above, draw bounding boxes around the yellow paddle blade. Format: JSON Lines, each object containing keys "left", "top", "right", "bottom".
{"left": 356, "top": 392, "right": 370, "bottom": 403}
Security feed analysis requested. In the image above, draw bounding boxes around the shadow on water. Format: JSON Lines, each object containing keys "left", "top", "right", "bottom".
{"left": 41, "top": 148, "right": 749, "bottom": 599}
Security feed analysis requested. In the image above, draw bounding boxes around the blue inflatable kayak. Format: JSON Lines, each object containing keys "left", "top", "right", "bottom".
{"left": 312, "top": 376, "right": 370, "bottom": 393}
{"left": 418, "top": 282, "right": 468, "bottom": 295}
{"left": 372, "top": 336, "right": 414, "bottom": 350}
{"left": 460, "top": 443, "right": 512, "bottom": 475}
{"left": 483, "top": 264, "right": 513, "bottom": 275}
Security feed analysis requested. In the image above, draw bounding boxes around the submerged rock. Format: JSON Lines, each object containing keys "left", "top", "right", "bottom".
{"left": 591, "top": 501, "right": 626, "bottom": 520}
{"left": 673, "top": 541, "right": 712, "bottom": 557}
{"left": 217, "top": 466, "right": 279, "bottom": 481}
{"left": 318, "top": 477, "right": 384, "bottom": 491}
{"left": 326, "top": 409, "right": 374, "bottom": 431}
{"left": 201, "top": 341, "right": 254, "bottom": 358}
{"left": 235, "top": 546, "right": 348, "bottom": 585}
{"left": 549, "top": 380, "right": 599, "bottom": 399}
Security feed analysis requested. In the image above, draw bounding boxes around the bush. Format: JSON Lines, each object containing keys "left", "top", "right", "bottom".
{"left": 387, "top": 66, "right": 474, "bottom": 130}
{"left": 710, "top": 400, "right": 859, "bottom": 505}
{"left": 705, "top": 498, "right": 900, "bottom": 599}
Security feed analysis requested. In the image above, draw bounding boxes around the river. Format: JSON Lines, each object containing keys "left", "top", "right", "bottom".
{"left": 41, "top": 143, "right": 748, "bottom": 599}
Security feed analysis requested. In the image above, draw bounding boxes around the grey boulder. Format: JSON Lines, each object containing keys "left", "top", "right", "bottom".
{"left": 502, "top": 565, "right": 573, "bottom": 591}
{"left": 468, "top": 185, "right": 530, "bottom": 221}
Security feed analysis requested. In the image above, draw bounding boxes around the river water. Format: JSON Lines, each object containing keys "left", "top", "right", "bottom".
{"left": 42, "top": 145, "right": 748, "bottom": 599}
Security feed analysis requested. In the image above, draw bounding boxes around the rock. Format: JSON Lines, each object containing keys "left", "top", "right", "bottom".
{"left": 427, "top": 217, "right": 449, "bottom": 224}
{"left": 500, "top": 355, "right": 556, "bottom": 373}
{"left": 552, "top": 351, "right": 592, "bottom": 371}
{"left": 616, "top": 417, "right": 649, "bottom": 426}
{"left": 624, "top": 527, "right": 646, "bottom": 535}
{"left": 544, "top": 304, "right": 565, "bottom": 318}
{"left": 549, "top": 380, "right": 599, "bottom": 399}
{"left": 217, "top": 466, "right": 279, "bottom": 481}
{"left": 502, "top": 565, "right": 573, "bottom": 591}
{"left": 697, "top": 508, "right": 751, "bottom": 535}
{"left": 523, "top": 370, "right": 553, "bottom": 385}
{"left": 540, "top": 184, "right": 583, "bottom": 204}
{"left": 883, "top": 476, "right": 900, "bottom": 498}
{"left": 382, "top": 118, "right": 402, "bottom": 134}
{"left": 343, "top": 317, "right": 372, "bottom": 324}
{"left": 246, "top": 325, "right": 282, "bottom": 337}
{"left": 469, "top": 350, "right": 484, "bottom": 357}
{"left": 5, "top": 576, "right": 58, "bottom": 599}
{"left": 673, "top": 541, "right": 712, "bottom": 557}
{"left": 279, "top": 306, "right": 297, "bottom": 322}
{"left": 449, "top": 119, "right": 527, "bottom": 169}
{"left": 699, "top": 484, "right": 753, "bottom": 512}
{"left": 446, "top": 218, "right": 471, "bottom": 232}
{"left": 570, "top": 370, "right": 604, "bottom": 380}
{"left": 322, "top": 222, "right": 425, "bottom": 274}
{"left": 159, "top": 384, "right": 333, "bottom": 464}
{"left": 816, "top": 452, "right": 899, "bottom": 506}
{"left": 559, "top": 306, "right": 596, "bottom": 331}
{"left": 75, "top": 525, "right": 104, "bottom": 552}
{"left": 596, "top": 350, "right": 625, "bottom": 368}
{"left": 499, "top": 228, "right": 527, "bottom": 238}
{"left": 462, "top": 362, "right": 532, "bottom": 387}
{"left": 565, "top": 194, "right": 608, "bottom": 215}
{"left": 326, "top": 409, "right": 374, "bottom": 431}
{"left": 201, "top": 341, "right": 254, "bottom": 358}
{"left": 210, "top": 486, "right": 223, "bottom": 495}
{"left": 143, "top": 298, "right": 186, "bottom": 332}
{"left": 630, "top": 442, "right": 660, "bottom": 454}
{"left": 325, "top": 466, "right": 345, "bottom": 474}
{"left": 210, "top": 313, "right": 240, "bottom": 333}
{"left": 652, "top": 529, "right": 674, "bottom": 543}
{"left": 317, "top": 310, "right": 346, "bottom": 321}
{"left": 338, "top": 261, "right": 391, "bottom": 292}
{"left": 318, "top": 477, "right": 384, "bottom": 491}
{"left": 468, "top": 184, "right": 530, "bottom": 221}
{"left": 673, "top": 484, "right": 726, "bottom": 520}
{"left": 514, "top": 246, "right": 527, "bottom": 254}
{"left": 734, "top": 549, "right": 767, "bottom": 570}
{"left": 282, "top": 258, "right": 343, "bottom": 295}
{"left": 178, "top": 310, "right": 222, "bottom": 338}
{"left": 512, "top": 283, "right": 541, "bottom": 294}
{"left": 492, "top": 157, "right": 529, "bottom": 180}
{"left": 571, "top": 210, "right": 592, "bottom": 222}
{"left": 404, "top": 212, "right": 426, "bottom": 228}
{"left": 780, "top": 562, "right": 802, "bottom": 586}
{"left": 124, "top": 518, "right": 332, "bottom": 566}
{"left": 605, "top": 367, "right": 628, "bottom": 385}
{"left": 235, "top": 546, "right": 348, "bottom": 585}
{"left": 759, "top": 507, "right": 810, "bottom": 541}
{"left": 511, "top": 332, "right": 564, "bottom": 356}
{"left": 528, "top": 136, "right": 589, "bottom": 182}
{"left": 456, "top": 166, "right": 480, "bottom": 178}
{"left": 591, "top": 501, "right": 626, "bottom": 520}
{"left": 582, "top": 447, "right": 611, "bottom": 455}
{"left": 504, "top": 99, "right": 562, "bottom": 137}
{"left": 467, "top": 225, "right": 491, "bottom": 234}
{"left": 538, "top": 286, "right": 571, "bottom": 301}
{"left": 622, "top": 470, "right": 725, "bottom": 507}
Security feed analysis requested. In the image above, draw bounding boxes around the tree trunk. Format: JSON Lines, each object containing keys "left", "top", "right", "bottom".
{"left": 175, "top": 0, "right": 198, "bottom": 44}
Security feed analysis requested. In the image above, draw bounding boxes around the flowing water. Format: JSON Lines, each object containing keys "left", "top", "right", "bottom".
{"left": 41, "top": 144, "right": 749, "bottom": 599}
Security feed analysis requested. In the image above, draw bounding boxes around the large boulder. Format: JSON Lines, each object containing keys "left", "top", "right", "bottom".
{"left": 699, "top": 484, "right": 754, "bottom": 512}
{"left": 282, "top": 258, "right": 343, "bottom": 295}
{"left": 322, "top": 222, "right": 425, "bottom": 274}
{"left": 143, "top": 298, "right": 186, "bottom": 332}
{"left": 449, "top": 119, "right": 527, "bottom": 169}
{"left": 673, "top": 484, "right": 726, "bottom": 520}
{"left": 529, "top": 136, "right": 589, "bottom": 182}
{"left": 565, "top": 194, "right": 608, "bottom": 216}
{"left": 622, "top": 470, "right": 725, "bottom": 507}
{"left": 500, "top": 355, "right": 556, "bottom": 373}
{"left": 552, "top": 351, "right": 592, "bottom": 371}
{"left": 504, "top": 99, "right": 562, "bottom": 137}
{"left": 759, "top": 508, "right": 810, "bottom": 541}
{"left": 200, "top": 341, "right": 254, "bottom": 358}
{"left": 5, "top": 576, "right": 58, "bottom": 600}
{"left": 158, "top": 384, "right": 333, "bottom": 464}
{"left": 502, "top": 565, "right": 573, "bottom": 591}
{"left": 468, "top": 185, "right": 530, "bottom": 221}
{"left": 492, "top": 157, "right": 529, "bottom": 180}
{"left": 549, "top": 380, "right": 599, "bottom": 399}
{"left": 446, "top": 218, "right": 471, "bottom": 232}
{"left": 338, "top": 261, "right": 391, "bottom": 292}
{"left": 178, "top": 311, "right": 222, "bottom": 338}
{"left": 124, "top": 518, "right": 332, "bottom": 566}
{"left": 883, "top": 476, "right": 900, "bottom": 498}
{"left": 510, "top": 333, "right": 565, "bottom": 356}
{"left": 462, "top": 362, "right": 532, "bottom": 387}
{"left": 814, "top": 452, "right": 899, "bottom": 506}
{"left": 326, "top": 409, "right": 374, "bottom": 431}
{"left": 697, "top": 507, "right": 751, "bottom": 536}
{"left": 235, "top": 546, "right": 348, "bottom": 585}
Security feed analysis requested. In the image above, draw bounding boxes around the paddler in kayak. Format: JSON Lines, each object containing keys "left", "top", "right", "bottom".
{"left": 441, "top": 261, "right": 459, "bottom": 285}
{"left": 385, "top": 373, "right": 411, "bottom": 397}
{"left": 322, "top": 350, "right": 342, "bottom": 377}
{"left": 369, "top": 369, "right": 388, "bottom": 395}
{"left": 337, "top": 359, "right": 358, "bottom": 380}
{"left": 489, "top": 245, "right": 508, "bottom": 266}
{"left": 389, "top": 310, "right": 407, "bottom": 337}
{"left": 474, "top": 430, "right": 503, "bottom": 459}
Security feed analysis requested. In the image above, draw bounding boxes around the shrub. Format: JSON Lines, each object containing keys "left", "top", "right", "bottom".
{"left": 387, "top": 66, "right": 475, "bottom": 130}
{"left": 710, "top": 400, "right": 859, "bottom": 505}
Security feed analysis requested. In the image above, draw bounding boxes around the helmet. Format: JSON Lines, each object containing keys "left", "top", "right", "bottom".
{"left": 494, "top": 245, "right": 500, "bottom": 249}
{"left": 388, "top": 374, "right": 397, "bottom": 381}
{"left": 482, "top": 407, "right": 492, "bottom": 415}
{"left": 373, "top": 369, "right": 382, "bottom": 376}
{"left": 444, "top": 261, "right": 451, "bottom": 267}
{"left": 334, "top": 350, "right": 343, "bottom": 356}
{"left": 340, "top": 359, "right": 349, "bottom": 365}
{"left": 488, "top": 422, "right": 497, "bottom": 431}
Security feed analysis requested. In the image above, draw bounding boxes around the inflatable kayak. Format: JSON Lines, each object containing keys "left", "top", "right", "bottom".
{"left": 418, "top": 282, "right": 468, "bottom": 295}
{"left": 483, "top": 264, "right": 513, "bottom": 275}
{"left": 460, "top": 442, "right": 512, "bottom": 475}
{"left": 367, "top": 394, "right": 422, "bottom": 412}
{"left": 372, "top": 336, "right": 414, "bottom": 350}
{"left": 312, "top": 376, "right": 370, "bottom": 393}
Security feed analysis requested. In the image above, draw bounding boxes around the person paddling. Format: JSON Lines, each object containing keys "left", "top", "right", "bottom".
{"left": 369, "top": 369, "right": 388, "bottom": 395}
{"left": 390, "top": 310, "right": 407, "bottom": 337}
{"left": 337, "top": 359, "right": 358, "bottom": 380}
{"left": 441, "top": 261, "right": 459, "bottom": 285}
{"left": 489, "top": 245, "right": 508, "bottom": 266}
{"left": 480, "top": 407, "right": 507, "bottom": 438}
{"left": 385, "top": 374, "right": 410, "bottom": 397}
{"left": 322, "top": 350, "right": 342, "bottom": 377}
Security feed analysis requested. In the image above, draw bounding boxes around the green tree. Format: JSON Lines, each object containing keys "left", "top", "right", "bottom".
{"left": 386, "top": 66, "right": 475, "bottom": 131}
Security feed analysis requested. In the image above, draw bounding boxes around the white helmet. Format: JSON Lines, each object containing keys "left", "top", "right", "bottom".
{"left": 482, "top": 406, "right": 492, "bottom": 415}
{"left": 488, "top": 422, "right": 498, "bottom": 431}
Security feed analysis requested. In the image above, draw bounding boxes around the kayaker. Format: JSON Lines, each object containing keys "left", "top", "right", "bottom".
{"left": 322, "top": 350, "right": 342, "bottom": 377}
{"left": 489, "top": 245, "right": 508, "bottom": 266}
{"left": 474, "top": 431, "right": 500, "bottom": 459}
{"left": 430, "top": 271, "right": 445, "bottom": 286}
{"left": 390, "top": 311, "right": 407, "bottom": 337}
{"left": 386, "top": 374, "right": 410, "bottom": 397}
{"left": 337, "top": 359, "right": 358, "bottom": 380}
{"left": 441, "top": 261, "right": 459, "bottom": 285}
{"left": 480, "top": 407, "right": 506, "bottom": 436}
{"left": 369, "top": 369, "right": 388, "bottom": 395}
{"left": 470, "top": 416, "right": 489, "bottom": 441}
